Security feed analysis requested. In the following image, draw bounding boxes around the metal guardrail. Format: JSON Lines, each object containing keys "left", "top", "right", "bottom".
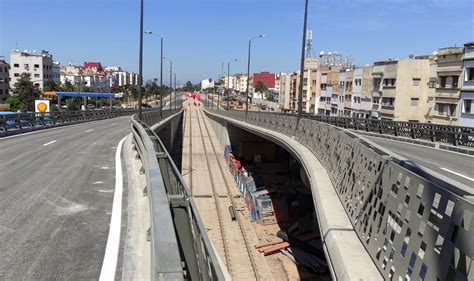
{"left": 205, "top": 108, "right": 474, "bottom": 281}
{"left": 0, "top": 109, "right": 139, "bottom": 133}
{"left": 131, "top": 109, "right": 226, "bottom": 280}
{"left": 300, "top": 113, "right": 474, "bottom": 147}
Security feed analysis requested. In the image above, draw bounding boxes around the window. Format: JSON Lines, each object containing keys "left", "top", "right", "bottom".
{"left": 24, "top": 64, "right": 29, "bottom": 69}
{"left": 412, "top": 78, "right": 420, "bottom": 86}
{"left": 13, "top": 63, "right": 19, "bottom": 67}
{"left": 0, "top": 67, "right": 2, "bottom": 72}
{"left": 14, "top": 73, "right": 20, "bottom": 77}
{"left": 467, "top": 68, "right": 474, "bottom": 81}
{"left": 440, "top": 76, "right": 447, "bottom": 88}
{"left": 463, "top": 99, "right": 472, "bottom": 114}
{"left": 383, "top": 78, "right": 396, "bottom": 87}
{"left": 452, "top": 76, "right": 459, "bottom": 88}
{"left": 373, "top": 97, "right": 380, "bottom": 104}
{"left": 411, "top": 98, "right": 419, "bottom": 106}
{"left": 34, "top": 74, "right": 39, "bottom": 78}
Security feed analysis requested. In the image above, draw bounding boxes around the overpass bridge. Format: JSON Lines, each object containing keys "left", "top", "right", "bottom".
{"left": 0, "top": 98, "right": 472, "bottom": 280}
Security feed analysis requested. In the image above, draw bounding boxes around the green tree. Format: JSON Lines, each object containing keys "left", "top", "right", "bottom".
{"left": 61, "top": 79, "right": 76, "bottom": 92}
{"left": 11, "top": 73, "right": 41, "bottom": 112}
{"left": 5, "top": 96, "right": 22, "bottom": 111}
{"left": 255, "top": 81, "right": 268, "bottom": 94}
{"left": 43, "top": 80, "right": 61, "bottom": 92}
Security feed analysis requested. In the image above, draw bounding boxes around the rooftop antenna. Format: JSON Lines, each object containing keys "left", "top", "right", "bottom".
{"left": 305, "top": 29, "right": 314, "bottom": 58}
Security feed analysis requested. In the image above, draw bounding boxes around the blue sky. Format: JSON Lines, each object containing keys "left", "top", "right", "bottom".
{"left": 1, "top": 0, "right": 473, "bottom": 83}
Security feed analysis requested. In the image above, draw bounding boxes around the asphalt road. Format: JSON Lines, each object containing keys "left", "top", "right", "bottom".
{"left": 0, "top": 116, "right": 130, "bottom": 280}
{"left": 365, "top": 136, "right": 474, "bottom": 187}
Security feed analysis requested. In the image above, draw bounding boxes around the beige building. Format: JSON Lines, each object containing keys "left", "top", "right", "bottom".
{"left": 425, "top": 47, "right": 464, "bottom": 125}
{"left": 374, "top": 58, "right": 431, "bottom": 122}
{"left": 279, "top": 72, "right": 291, "bottom": 110}
{"left": 0, "top": 59, "right": 10, "bottom": 103}
{"left": 10, "top": 50, "right": 54, "bottom": 89}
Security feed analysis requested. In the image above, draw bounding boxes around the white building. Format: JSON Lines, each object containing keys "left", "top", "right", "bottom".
{"left": 460, "top": 42, "right": 474, "bottom": 127}
{"left": 201, "top": 79, "right": 215, "bottom": 90}
{"left": 10, "top": 49, "right": 54, "bottom": 89}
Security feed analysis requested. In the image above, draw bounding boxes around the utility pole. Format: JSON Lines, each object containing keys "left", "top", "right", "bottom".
{"left": 169, "top": 60, "right": 172, "bottom": 110}
{"left": 138, "top": 0, "right": 144, "bottom": 119}
{"left": 297, "top": 0, "right": 309, "bottom": 124}
{"left": 174, "top": 73, "right": 177, "bottom": 109}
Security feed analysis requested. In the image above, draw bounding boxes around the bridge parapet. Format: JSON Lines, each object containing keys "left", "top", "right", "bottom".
{"left": 206, "top": 109, "right": 474, "bottom": 281}
{"left": 131, "top": 110, "right": 227, "bottom": 280}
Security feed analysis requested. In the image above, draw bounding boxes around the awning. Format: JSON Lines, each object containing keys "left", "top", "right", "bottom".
{"left": 43, "top": 92, "right": 116, "bottom": 98}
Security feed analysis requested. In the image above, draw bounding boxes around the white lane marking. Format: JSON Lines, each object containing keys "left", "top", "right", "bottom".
{"left": 101, "top": 166, "right": 110, "bottom": 170}
{"left": 85, "top": 129, "right": 94, "bottom": 132}
{"left": 43, "top": 140, "right": 57, "bottom": 146}
{"left": 111, "top": 123, "right": 118, "bottom": 126}
{"left": 440, "top": 168, "right": 474, "bottom": 182}
{"left": 92, "top": 181, "right": 104, "bottom": 185}
{"left": 98, "top": 189, "right": 113, "bottom": 193}
{"left": 99, "top": 136, "right": 127, "bottom": 281}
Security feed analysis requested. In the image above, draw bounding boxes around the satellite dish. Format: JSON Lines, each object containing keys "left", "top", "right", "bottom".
{"left": 409, "top": 54, "right": 414, "bottom": 59}
{"left": 320, "top": 51, "right": 325, "bottom": 56}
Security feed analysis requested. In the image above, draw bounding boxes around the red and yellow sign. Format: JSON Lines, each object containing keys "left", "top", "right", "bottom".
{"left": 35, "top": 100, "right": 50, "bottom": 113}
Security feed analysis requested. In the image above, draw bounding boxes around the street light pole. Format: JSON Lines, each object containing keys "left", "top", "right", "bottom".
{"left": 169, "top": 60, "right": 172, "bottom": 110}
{"left": 174, "top": 73, "right": 177, "bottom": 109}
{"left": 138, "top": 0, "right": 144, "bottom": 120}
{"left": 226, "top": 59, "right": 237, "bottom": 110}
{"left": 297, "top": 0, "right": 309, "bottom": 124}
{"left": 144, "top": 31, "right": 164, "bottom": 118}
{"left": 245, "top": 34, "right": 266, "bottom": 116}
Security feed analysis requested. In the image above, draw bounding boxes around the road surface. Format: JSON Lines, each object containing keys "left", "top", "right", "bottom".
{"left": 365, "top": 136, "right": 474, "bottom": 187}
{"left": 0, "top": 116, "right": 130, "bottom": 280}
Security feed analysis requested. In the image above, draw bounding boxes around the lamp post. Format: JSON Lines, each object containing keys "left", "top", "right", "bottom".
{"left": 297, "top": 0, "right": 309, "bottom": 124}
{"left": 174, "top": 73, "right": 177, "bottom": 109}
{"left": 226, "top": 59, "right": 237, "bottom": 110}
{"left": 144, "top": 31, "right": 163, "bottom": 118}
{"left": 169, "top": 60, "right": 172, "bottom": 109}
{"left": 138, "top": 0, "right": 144, "bottom": 120}
{"left": 245, "top": 34, "right": 267, "bottom": 116}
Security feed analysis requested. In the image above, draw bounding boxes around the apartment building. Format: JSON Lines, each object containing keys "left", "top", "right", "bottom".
{"left": 460, "top": 42, "right": 474, "bottom": 127}
{"left": 328, "top": 67, "right": 340, "bottom": 116}
{"left": 234, "top": 74, "right": 248, "bottom": 93}
{"left": 279, "top": 72, "right": 291, "bottom": 110}
{"left": 9, "top": 50, "right": 54, "bottom": 89}
{"left": 425, "top": 47, "right": 464, "bottom": 125}
{"left": 0, "top": 59, "right": 10, "bottom": 103}
{"left": 358, "top": 66, "right": 374, "bottom": 118}
{"left": 373, "top": 57, "right": 431, "bottom": 122}
{"left": 317, "top": 67, "right": 332, "bottom": 115}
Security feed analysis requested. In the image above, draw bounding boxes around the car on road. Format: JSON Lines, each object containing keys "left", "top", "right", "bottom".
{"left": 86, "top": 104, "right": 96, "bottom": 110}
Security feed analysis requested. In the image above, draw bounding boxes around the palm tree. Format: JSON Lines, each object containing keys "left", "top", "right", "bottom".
{"left": 254, "top": 81, "right": 268, "bottom": 94}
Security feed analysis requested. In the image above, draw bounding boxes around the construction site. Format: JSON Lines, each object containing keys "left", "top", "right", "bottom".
{"left": 181, "top": 99, "right": 331, "bottom": 280}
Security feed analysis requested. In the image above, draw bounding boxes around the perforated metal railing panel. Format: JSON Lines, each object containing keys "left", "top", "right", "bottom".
{"left": 206, "top": 109, "right": 474, "bottom": 281}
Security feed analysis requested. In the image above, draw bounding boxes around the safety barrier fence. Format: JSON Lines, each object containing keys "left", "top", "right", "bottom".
{"left": 0, "top": 109, "right": 140, "bottom": 134}
{"left": 205, "top": 108, "right": 474, "bottom": 281}
{"left": 131, "top": 110, "right": 226, "bottom": 280}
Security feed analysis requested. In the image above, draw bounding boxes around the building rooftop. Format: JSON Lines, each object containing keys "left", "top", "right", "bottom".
{"left": 10, "top": 49, "right": 52, "bottom": 58}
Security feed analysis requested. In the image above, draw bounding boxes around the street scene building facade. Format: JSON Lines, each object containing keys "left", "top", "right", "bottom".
{"left": 0, "top": 59, "right": 10, "bottom": 103}
{"left": 221, "top": 42, "right": 474, "bottom": 127}
{"left": 9, "top": 50, "right": 54, "bottom": 89}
